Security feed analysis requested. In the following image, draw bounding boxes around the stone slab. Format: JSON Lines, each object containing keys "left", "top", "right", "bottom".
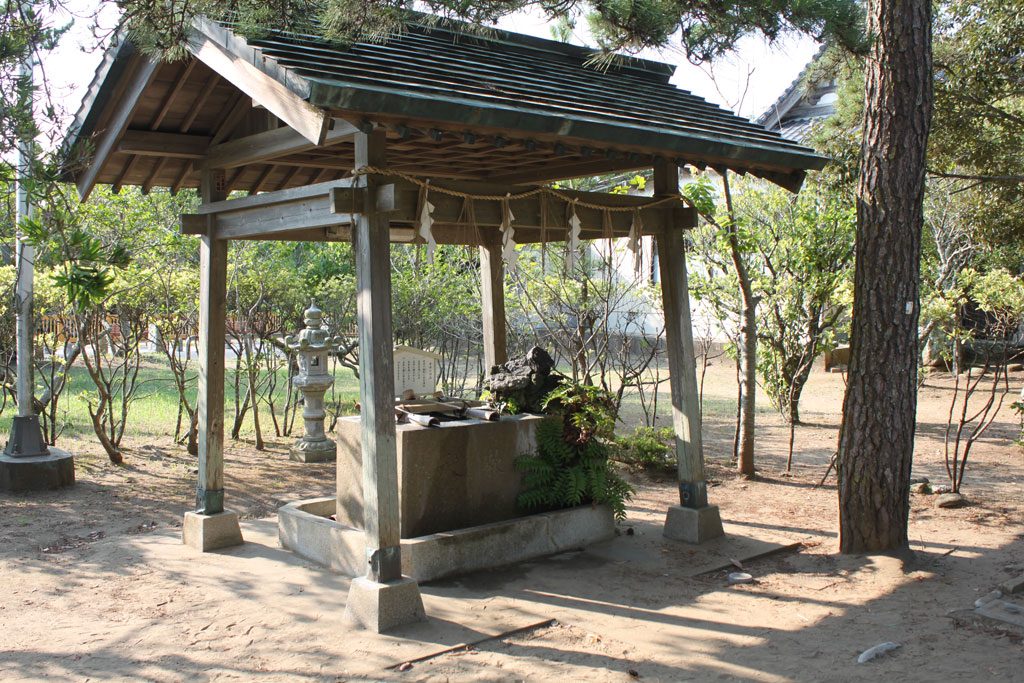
{"left": 336, "top": 414, "right": 541, "bottom": 537}
{"left": 344, "top": 576, "right": 427, "bottom": 633}
{"left": 663, "top": 504, "right": 724, "bottom": 544}
{"left": 278, "top": 496, "right": 616, "bottom": 582}
{"left": 182, "top": 510, "right": 244, "bottom": 552}
{"left": 976, "top": 599, "right": 1024, "bottom": 629}
{"left": 0, "top": 448, "right": 75, "bottom": 492}
{"left": 1000, "top": 575, "right": 1024, "bottom": 595}
{"left": 289, "top": 440, "right": 337, "bottom": 463}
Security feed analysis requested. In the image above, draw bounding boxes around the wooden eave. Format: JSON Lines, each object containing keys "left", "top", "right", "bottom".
{"left": 63, "top": 16, "right": 826, "bottom": 200}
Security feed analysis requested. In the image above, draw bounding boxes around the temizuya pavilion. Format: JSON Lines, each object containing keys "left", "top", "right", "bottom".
{"left": 65, "top": 15, "right": 825, "bottom": 631}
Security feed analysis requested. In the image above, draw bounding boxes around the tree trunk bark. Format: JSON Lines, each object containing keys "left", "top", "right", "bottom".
{"left": 723, "top": 174, "right": 756, "bottom": 477}
{"left": 838, "top": 0, "right": 933, "bottom": 553}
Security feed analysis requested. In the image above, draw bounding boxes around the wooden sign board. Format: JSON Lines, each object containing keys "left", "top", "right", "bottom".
{"left": 393, "top": 346, "right": 441, "bottom": 398}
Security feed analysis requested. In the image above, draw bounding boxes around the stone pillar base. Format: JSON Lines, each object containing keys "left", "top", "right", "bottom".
{"left": 663, "top": 504, "right": 724, "bottom": 544}
{"left": 0, "top": 448, "right": 75, "bottom": 492}
{"left": 182, "top": 510, "right": 243, "bottom": 552}
{"left": 289, "top": 439, "right": 337, "bottom": 463}
{"left": 344, "top": 576, "right": 426, "bottom": 633}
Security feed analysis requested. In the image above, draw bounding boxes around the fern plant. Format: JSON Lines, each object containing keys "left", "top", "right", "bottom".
{"left": 516, "top": 384, "right": 633, "bottom": 520}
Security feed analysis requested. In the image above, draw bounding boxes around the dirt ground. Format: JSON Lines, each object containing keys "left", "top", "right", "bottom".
{"left": 1, "top": 359, "right": 1022, "bottom": 681}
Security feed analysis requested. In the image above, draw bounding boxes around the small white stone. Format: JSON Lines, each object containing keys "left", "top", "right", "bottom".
{"left": 857, "top": 642, "right": 901, "bottom": 664}
{"left": 727, "top": 572, "right": 754, "bottom": 585}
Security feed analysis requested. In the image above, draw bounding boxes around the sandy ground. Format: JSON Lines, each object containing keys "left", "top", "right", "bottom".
{"left": 1, "top": 360, "right": 1022, "bottom": 681}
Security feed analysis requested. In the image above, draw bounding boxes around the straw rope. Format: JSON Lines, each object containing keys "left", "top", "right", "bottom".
{"left": 351, "top": 166, "right": 681, "bottom": 213}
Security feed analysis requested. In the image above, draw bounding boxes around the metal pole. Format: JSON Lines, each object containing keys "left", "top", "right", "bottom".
{"left": 15, "top": 55, "right": 36, "bottom": 420}
{"left": 4, "top": 12, "right": 47, "bottom": 457}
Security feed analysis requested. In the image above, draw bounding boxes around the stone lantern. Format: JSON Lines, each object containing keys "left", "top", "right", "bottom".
{"left": 284, "top": 303, "right": 338, "bottom": 463}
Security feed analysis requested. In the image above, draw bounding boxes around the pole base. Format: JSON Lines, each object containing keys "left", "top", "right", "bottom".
{"left": 4, "top": 414, "right": 49, "bottom": 458}
{"left": 663, "top": 504, "right": 724, "bottom": 544}
{"left": 0, "top": 447, "right": 75, "bottom": 492}
{"left": 182, "top": 510, "right": 243, "bottom": 552}
{"left": 344, "top": 576, "right": 426, "bottom": 633}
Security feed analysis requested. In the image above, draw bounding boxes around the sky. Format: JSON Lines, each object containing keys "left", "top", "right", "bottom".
{"left": 37, "top": 3, "right": 821, "bottom": 141}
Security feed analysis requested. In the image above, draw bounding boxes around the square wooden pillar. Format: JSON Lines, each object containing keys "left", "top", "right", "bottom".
{"left": 345, "top": 129, "right": 426, "bottom": 631}
{"left": 184, "top": 169, "right": 242, "bottom": 551}
{"left": 479, "top": 240, "right": 508, "bottom": 371}
{"left": 653, "top": 160, "right": 723, "bottom": 544}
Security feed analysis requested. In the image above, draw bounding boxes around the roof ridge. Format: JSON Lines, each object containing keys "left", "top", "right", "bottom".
{"left": 232, "top": 11, "right": 677, "bottom": 82}
{"left": 755, "top": 43, "right": 828, "bottom": 127}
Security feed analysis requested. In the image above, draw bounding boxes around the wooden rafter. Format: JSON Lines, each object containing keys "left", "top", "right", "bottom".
{"left": 76, "top": 56, "right": 160, "bottom": 200}
{"left": 180, "top": 73, "right": 221, "bottom": 133}
{"left": 150, "top": 60, "right": 198, "bottom": 130}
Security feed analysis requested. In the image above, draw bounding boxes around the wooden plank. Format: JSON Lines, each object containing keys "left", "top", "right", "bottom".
{"left": 352, "top": 129, "right": 404, "bottom": 583}
{"left": 187, "top": 24, "right": 329, "bottom": 145}
{"left": 204, "top": 118, "right": 358, "bottom": 169}
{"left": 479, "top": 242, "right": 508, "bottom": 370}
{"left": 76, "top": 55, "right": 160, "bottom": 200}
{"left": 653, "top": 160, "right": 706, "bottom": 509}
{"left": 195, "top": 169, "right": 228, "bottom": 514}
{"left": 118, "top": 130, "right": 211, "bottom": 158}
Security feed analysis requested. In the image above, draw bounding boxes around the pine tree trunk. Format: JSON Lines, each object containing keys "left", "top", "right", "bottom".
{"left": 838, "top": 0, "right": 933, "bottom": 553}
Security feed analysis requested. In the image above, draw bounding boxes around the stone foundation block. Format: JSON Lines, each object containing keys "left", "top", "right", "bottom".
{"left": 344, "top": 576, "right": 426, "bottom": 633}
{"left": 289, "top": 439, "right": 337, "bottom": 463}
{"left": 0, "top": 448, "right": 75, "bottom": 492}
{"left": 663, "top": 504, "right": 724, "bottom": 544}
{"left": 182, "top": 510, "right": 244, "bottom": 552}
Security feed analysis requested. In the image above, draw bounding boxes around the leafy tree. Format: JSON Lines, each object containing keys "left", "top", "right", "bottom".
{"left": 738, "top": 179, "right": 854, "bottom": 424}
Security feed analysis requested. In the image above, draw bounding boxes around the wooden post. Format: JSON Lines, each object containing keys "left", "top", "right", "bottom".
{"left": 196, "top": 169, "right": 228, "bottom": 514}
{"left": 479, "top": 241, "right": 508, "bottom": 371}
{"left": 653, "top": 160, "right": 707, "bottom": 509}
{"left": 353, "top": 130, "right": 403, "bottom": 583}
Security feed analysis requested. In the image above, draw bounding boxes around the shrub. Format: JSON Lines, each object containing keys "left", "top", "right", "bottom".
{"left": 613, "top": 426, "right": 677, "bottom": 473}
{"left": 516, "top": 384, "right": 633, "bottom": 519}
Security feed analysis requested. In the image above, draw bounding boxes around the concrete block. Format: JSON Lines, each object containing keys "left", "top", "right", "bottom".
{"left": 663, "top": 504, "right": 724, "bottom": 544}
{"left": 336, "top": 414, "right": 541, "bottom": 537}
{"left": 0, "top": 448, "right": 75, "bottom": 492}
{"left": 182, "top": 510, "right": 244, "bottom": 552}
{"left": 343, "top": 576, "right": 426, "bottom": 633}
{"left": 403, "top": 503, "right": 615, "bottom": 581}
{"left": 278, "top": 498, "right": 367, "bottom": 575}
{"left": 279, "top": 496, "right": 616, "bottom": 582}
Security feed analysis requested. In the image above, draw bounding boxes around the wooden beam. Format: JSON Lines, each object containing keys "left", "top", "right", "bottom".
{"left": 653, "top": 160, "right": 707, "bottom": 509}
{"left": 479, "top": 242, "right": 508, "bottom": 371}
{"left": 182, "top": 178, "right": 359, "bottom": 238}
{"left": 76, "top": 56, "right": 160, "bottom": 200}
{"left": 195, "top": 169, "right": 229, "bottom": 515}
{"left": 204, "top": 118, "right": 358, "bottom": 169}
{"left": 330, "top": 179, "right": 693, "bottom": 233}
{"left": 187, "top": 20, "right": 328, "bottom": 145}
{"left": 118, "top": 130, "right": 211, "bottom": 158}
{"left": 352, "top": 129, "right": 404, "bottom": 583}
